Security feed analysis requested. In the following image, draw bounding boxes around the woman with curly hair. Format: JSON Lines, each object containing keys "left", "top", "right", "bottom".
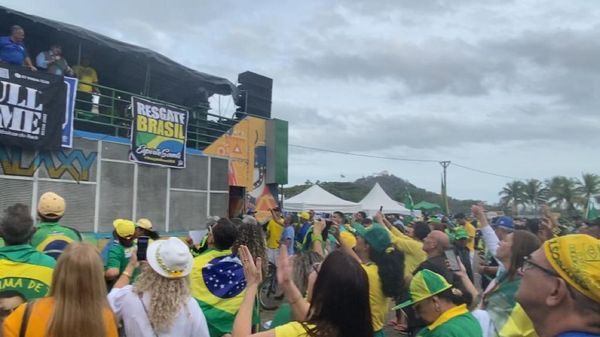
{"left": 109, "top": 237, "right": 210, "bottom": 337}
{"left": 232, "top": 221, "right": 268, "bottom": 277}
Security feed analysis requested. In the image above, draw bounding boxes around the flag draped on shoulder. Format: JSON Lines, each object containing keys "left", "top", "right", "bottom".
{"left": 190, "top": 249, "right": 247, "bottom": 337}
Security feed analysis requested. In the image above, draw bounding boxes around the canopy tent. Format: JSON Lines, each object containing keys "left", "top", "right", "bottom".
{"left": 284, "top": 185, "right": 361, "bottom": 213}
{"left": 413, "top": 201, "right": 442, "bottom": 211}
{"left": 0, "top": 6, "right": 236, "bottom": 107}
{"left": 359, "top": 183, "right": 413, "bottom": 216}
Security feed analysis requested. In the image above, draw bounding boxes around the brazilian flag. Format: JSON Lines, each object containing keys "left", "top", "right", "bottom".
{"left": 190, "top": 249, "right": 250, "bottom": 337}
{"left": 0, "top": 245, "right": 56, "bottom": 300}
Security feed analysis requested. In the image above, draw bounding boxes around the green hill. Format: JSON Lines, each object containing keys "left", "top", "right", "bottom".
{"left": 283, "top": 173, "right": 480, "bottom": 214}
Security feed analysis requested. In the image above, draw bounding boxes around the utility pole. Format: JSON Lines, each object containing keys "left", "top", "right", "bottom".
{"left": 440, "top": 161, "right": 451, "bottom": 215}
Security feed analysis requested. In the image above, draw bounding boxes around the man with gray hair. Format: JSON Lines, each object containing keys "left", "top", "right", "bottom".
{"left": 0, "top": 203, "right": 56, "bottom": 313}
{"left": 0, "top": 25, "right": 36, "bottom": 70}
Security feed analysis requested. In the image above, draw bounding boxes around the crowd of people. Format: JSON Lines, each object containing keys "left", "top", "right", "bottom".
{"left": 1, "top": 189, "right": 599, "bottom": 337}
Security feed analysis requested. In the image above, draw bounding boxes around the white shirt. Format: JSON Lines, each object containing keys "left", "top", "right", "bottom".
{"left": 108, "top": 285, "right": 210, "bottom": 337}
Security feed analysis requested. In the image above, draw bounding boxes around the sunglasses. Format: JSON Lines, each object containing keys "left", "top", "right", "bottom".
{"left": 520, "top": 256, "right": 559, "bottom": 277}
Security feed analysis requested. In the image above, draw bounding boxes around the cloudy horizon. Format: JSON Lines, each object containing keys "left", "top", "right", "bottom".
{"left": 4, "top": 0, "right": 600, "bottom": 203}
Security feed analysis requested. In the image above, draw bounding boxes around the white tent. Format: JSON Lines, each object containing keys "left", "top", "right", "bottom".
{"left": 284, "top": 184, "right": 361, "bottom": 213}
{"left": 359, "top": 183, "right": 414, "bottom": 216}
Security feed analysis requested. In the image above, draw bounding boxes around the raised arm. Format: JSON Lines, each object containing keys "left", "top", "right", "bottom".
{"left": 277, "top": 244, "right": 310, "bottom": 321}
{"left": 231, "top": 245, "right": 263, "bottom": 337}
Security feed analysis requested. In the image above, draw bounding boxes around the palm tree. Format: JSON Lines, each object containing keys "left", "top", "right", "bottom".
{"left": 523, "top": 179, "right": 548, "bottom": 214}
{"left": 499, "top": 180, "right": 525, "bottom": 216}
{"left": 577, "top": 173, "right": 600, "bottom": 215}
{"left": 546, "top": 176, "right": 582, "bottom": 215}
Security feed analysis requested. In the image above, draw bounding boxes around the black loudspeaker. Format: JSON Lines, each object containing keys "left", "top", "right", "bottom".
{"left": 236, "top": 71, "right": 273, "bottom": 118}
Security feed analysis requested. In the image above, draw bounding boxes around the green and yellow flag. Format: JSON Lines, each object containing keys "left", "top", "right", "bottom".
{"left": 190, "top": 249, "right": 248, "bottom": 337}
{"left": 0, "top": 245, "right": 56, "bottom": 300}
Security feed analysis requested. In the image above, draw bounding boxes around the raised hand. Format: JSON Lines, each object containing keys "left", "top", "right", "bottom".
{"left": 239, "top": 245, "right": 262, "bottom": 287}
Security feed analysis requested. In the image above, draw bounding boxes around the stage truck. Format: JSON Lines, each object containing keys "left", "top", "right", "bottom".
{"left": 0, "top": 6, "right": 288, "bottom": 247}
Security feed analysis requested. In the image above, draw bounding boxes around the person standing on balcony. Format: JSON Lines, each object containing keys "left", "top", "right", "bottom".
{"left": 35, "top": 44, "right": 74, "bottom": 76}
{"left": 72, "top": 56, "right": 99, "bottom": 112}
{"left": 0, "top": 25, "right": 36, "bottom": 71}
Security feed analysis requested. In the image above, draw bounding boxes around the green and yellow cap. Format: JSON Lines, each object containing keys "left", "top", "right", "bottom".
{"left": 392, "top": 269, "right": 452, "bottom": 310}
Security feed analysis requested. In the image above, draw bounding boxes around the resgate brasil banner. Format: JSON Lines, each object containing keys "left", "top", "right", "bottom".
{"left": 130, "top": 96, "right": 188, "bottom": 168}
{"left": 0, "top": 63, "right": 66, "bottom": 150}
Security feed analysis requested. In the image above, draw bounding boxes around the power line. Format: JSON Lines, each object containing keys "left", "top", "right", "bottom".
{"left": 289, "top": 144, "right": 439, "bottom": 163}
{"left": 451, "top": 162, "right": 525, "bottom": 180}
{"left": 289, "top": 143, "right": 524, "bottom": 180}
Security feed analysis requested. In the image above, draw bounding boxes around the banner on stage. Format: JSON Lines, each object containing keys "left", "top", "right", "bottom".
{"left": 130, "top": 96, "right": 188, "bottom": 168}
{"left": 0, "top": 64, "right": 67, "bottom": 150}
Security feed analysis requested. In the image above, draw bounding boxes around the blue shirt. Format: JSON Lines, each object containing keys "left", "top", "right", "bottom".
{"left": 0, "top": 36, "right": 28, "bottom": 65}
{"left": 557, "top": 333, "right": 600, "bottom": 337}
{"left": 280, "top": 226, "right": 295, "bottom": 256}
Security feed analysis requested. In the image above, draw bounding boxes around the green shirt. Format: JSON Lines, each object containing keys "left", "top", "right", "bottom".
{"left": 416, "top": 304, "right": 482, "bottom": 337}
{"left": 0, "top": 244, "right": 56, "bottom": 300}
{"left": 106, "top": 243, "right": 139, "bottom": 281}
{"left": 31, "top": 222, "right": 81, "bottom": 259}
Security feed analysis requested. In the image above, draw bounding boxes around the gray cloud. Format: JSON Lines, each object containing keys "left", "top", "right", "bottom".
{"left": 293, "top": 38, "right": 515, "bottom": 96}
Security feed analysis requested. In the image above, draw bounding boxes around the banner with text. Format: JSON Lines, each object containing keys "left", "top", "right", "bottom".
{"left": 130, "top": 96, "right": 188, "bottom": 168}
{"left": 0, "top": 64, "right": 66, "bottom": 150}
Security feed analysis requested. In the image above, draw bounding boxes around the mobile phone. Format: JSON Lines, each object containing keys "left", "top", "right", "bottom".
{"left": 137, "top": 236, "right": 150, "bottom": 261}
{"left": 444, "top": 249, "right": 461, "bottom": 272}
{"left": 379, "top": 206, "right": 383, "bottom": 212}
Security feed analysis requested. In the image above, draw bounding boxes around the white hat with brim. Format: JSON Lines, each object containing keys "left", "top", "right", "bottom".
{"left": 147, "top": 237, "right": 193, "bottom": 279}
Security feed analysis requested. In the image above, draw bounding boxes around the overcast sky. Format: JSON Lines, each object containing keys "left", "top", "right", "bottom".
{"left": 6, "top": 0, "right": 600, "bottom": 203}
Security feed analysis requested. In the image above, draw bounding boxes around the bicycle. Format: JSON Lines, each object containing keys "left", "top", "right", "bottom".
{"left": 258, "top": 261, "right": 283, "bottom": 310}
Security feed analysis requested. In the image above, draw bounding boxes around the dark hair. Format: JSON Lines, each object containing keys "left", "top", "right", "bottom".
{"left": 333, "top": 211, "right": 345, "bottom": 223}
{"left": 212, "top": 218, "right": 238, "bottom": 250}
{"left": 507, "top": 230, "right": 541, "bottom": 280}
{"left": 357, "top": 211, "right": 367, "bottom": 219}
{"left": 413, "top": 222, "right": 431, "bottom": 241}
{"left": 140, "top": 228, "right": 160, "bottom": 240}
{"left": 369, "top": 247, "right": 405, "bottom": 298}
{"left": 304, "top": 250, "right": 373, "bottom": 337}
{"left": 435, "top": 286, "right": 472, "bottom": 307}
{"left": 231, "top": 222, "right": 267, "bottom": 276}
{"left": 525, "top": 218, "right": 540, "bottom": 235}
{"left": 0, "top": 203, "right": 34, "bottom": 245}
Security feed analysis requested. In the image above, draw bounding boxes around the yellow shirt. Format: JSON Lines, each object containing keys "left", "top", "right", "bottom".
{"left": 362, "top": 263, "right": 390, "bottom": 332}
{"left": 464, "top": 222, "right": 477, "bottom": 252}
{"left": 387, "top": 226, "right": 427, "bottom": 276}
{"left": 274, "top": 321, "right": 313, "bottom": 336}
{"left": 72, "top": 65, "right": 98, "bottom": 93}
{"left": 266, "top": 218, "right": 284, "bottom": 249}
{"left": 3, "top": 297, "right": 118, "bottom": 337}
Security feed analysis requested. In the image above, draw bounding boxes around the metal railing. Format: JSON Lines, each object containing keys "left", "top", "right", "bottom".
{"left": 73, "top": 82, "right": 244, "bottom": 150}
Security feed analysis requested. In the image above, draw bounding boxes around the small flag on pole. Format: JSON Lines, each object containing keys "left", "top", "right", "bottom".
{"left": 586, "top": 197, "right": 598, "bottom": 221}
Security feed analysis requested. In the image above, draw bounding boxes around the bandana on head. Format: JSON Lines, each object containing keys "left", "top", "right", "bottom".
{"left": 543, "top": 234, "right": 600, "bottom": 304}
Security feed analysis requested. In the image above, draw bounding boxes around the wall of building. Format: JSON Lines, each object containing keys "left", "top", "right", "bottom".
{"left": 0, "top": 135, "right": 229, "bottom": 236}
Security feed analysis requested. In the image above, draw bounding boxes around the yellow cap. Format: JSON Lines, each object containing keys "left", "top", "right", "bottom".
{"left": 37, "top": 192, "right": 65, "bottom": 219}
{"left": 543, "top": 234, "right": 600, "bottom": 304}
{"left": 136, "top": 218, "right": 153, "bottom": 230}
{"left": 339, "top": 231, "right": 357, "bottom": 248}
{"left": 298, "top": 211, "right": 310, "bottom": 220}
{"left": 113, "top": 219, "right": 135, "bottom": 238}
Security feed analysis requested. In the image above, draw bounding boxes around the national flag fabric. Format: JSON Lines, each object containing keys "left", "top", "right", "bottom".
{"left": 403, "top": 191, "right": 414, "bottom": 211}
{"left": 190, "top": 249, "right": 247, "bottom": 337}
{"left": 0, "top": 245, "right": 56, "bottom": 301}
{"left": 586, "top": 197, "right": 598, "bottom": 221}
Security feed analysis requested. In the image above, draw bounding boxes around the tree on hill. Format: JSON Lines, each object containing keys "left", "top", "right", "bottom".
{"left": 283, "top": 173, "right": 480, "bottom": 214}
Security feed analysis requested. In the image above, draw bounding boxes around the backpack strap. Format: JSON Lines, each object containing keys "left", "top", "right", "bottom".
{"left": 19, "top": 300, "right": 35, "bottom": 337}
